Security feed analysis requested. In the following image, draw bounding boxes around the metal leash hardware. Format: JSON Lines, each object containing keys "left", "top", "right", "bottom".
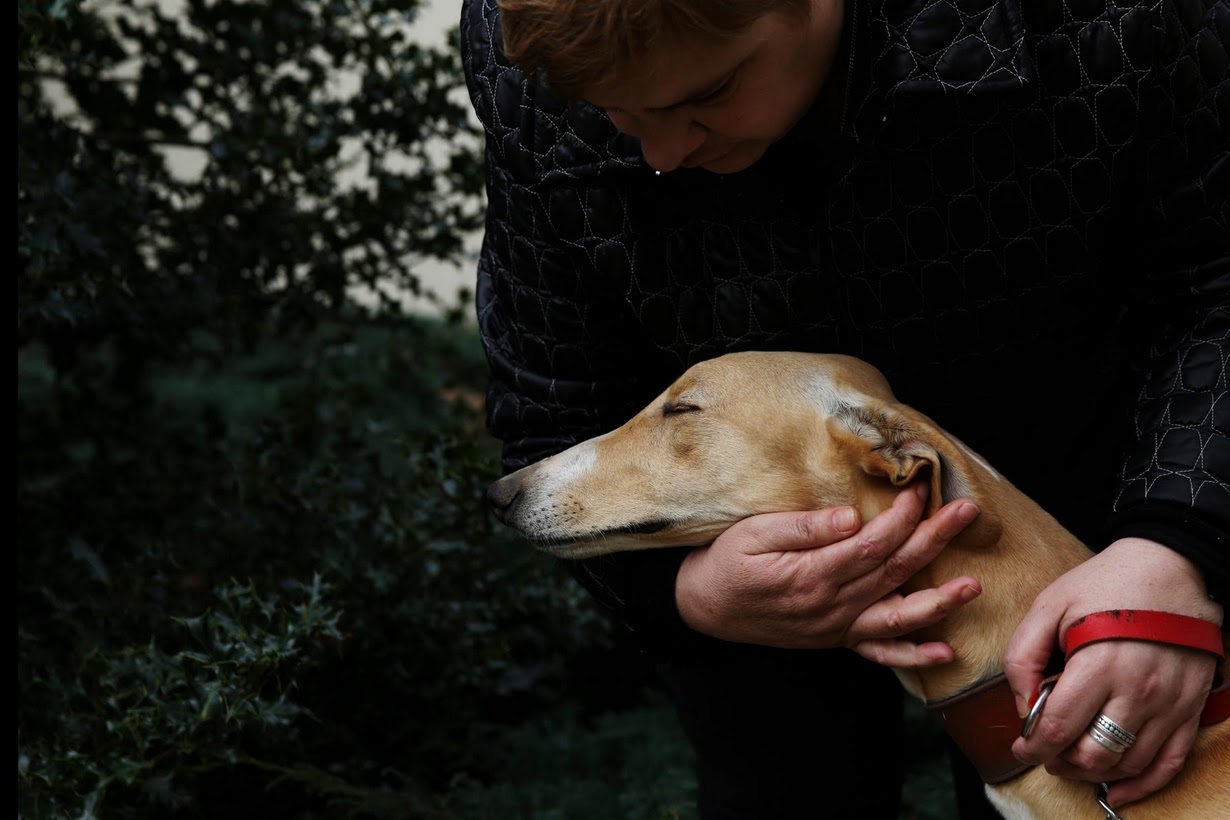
{"left": 1095, "top": 782, "right": 1125, "bottom": 819}
{"left": 1022, "top": 687, "right": 1125, "bottom": 817}
{"left": 1020, "top": 679, "right": 1056, "bottom": 739}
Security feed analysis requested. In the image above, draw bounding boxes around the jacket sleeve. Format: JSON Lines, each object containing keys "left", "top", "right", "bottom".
{"left": 1101, "top": 0, "right": 1230, "bottom": 604}
{"left": 460, "top": 0, "right": 656, "bottom": 463}
{"left": 460, "top": 0, "right": 697, "bottom": 649}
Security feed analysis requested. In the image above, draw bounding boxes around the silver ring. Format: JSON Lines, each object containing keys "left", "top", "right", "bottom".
{"left": 1087, "top": 724, "right": 1128, "bottom": 755}
{"left": 1091, "top": 713, "right": 1137, "bottom": 748}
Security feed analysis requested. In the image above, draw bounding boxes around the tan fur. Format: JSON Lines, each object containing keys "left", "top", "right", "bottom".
{"left": 488, "top": 351, "right": 1229, "bottom": 818}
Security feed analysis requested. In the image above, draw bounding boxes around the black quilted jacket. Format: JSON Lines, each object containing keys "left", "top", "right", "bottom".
{"left": 462, "top": 0, "right": 1230, "bottom": 639}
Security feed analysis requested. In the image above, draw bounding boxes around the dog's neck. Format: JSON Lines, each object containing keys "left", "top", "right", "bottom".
{"left": 890, "top": 477, "right": 1093, "bottom": 704}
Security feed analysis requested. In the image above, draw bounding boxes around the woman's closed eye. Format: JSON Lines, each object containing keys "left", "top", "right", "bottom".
{"left": 694, "top": 76, "right": 735, "bottom": 107}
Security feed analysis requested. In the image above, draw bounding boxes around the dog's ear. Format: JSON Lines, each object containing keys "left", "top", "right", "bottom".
{"left": 825, "top": 399, "right": 1003, "bottom": 549}
{"left": 824, "top": 401, "right": 994, "bottom": 526}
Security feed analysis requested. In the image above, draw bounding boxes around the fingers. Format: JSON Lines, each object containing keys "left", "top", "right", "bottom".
{"left": 852, "top": 637, "right": 955, "bottom": 667}
{"left": 1012, "top": 642, "right": 1215, "bottom": 793}
{"left": 1012, "top": 661, "right": 1112, "bottom": 770}
{"left": 1057, "top": 692, "right": 1181, "bottom": 783}
{"left": 826, "top": 483, "right": 927, "bottom": 580}
{"left": 1104, "top": 719, "right": 1199, "bottom": 808}
{"left": 836, "top": 489, "right": 981, "bottom": 594}
{"left": 1061, "top": 702, "right": 1145, "bottom": 776}
{"left": 728, "top": 503, "right": 863, "bottom": 555}
{"left": 847, "top": 577, "right": 982, "bottom": 644}
{"left": 1042, "top": 716, "right": 1199, "bottom": 808}
{"left": 680, "top": 485, "right": 980, "bottom": 652}
{"left": 1004, "top": 596, "right": 1062, "bottom": 718}
{"left": 1025, "top": 686, "right": 1139, "bottom": 779}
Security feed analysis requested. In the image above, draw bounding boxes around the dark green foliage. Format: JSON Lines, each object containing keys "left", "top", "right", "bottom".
{"left": 18, "top": 0, "right": 483, "bottom": 362}
{"left": 19, "top": 316, "right": 688, "bottom": 818}
{"left": 18, "top": 0, "right": 688, "bottom": 816}
{"left": 436, "top": 699, "right": 700, "bottom": 820}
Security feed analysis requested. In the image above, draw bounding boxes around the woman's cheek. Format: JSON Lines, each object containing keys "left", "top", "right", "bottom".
{"left": 605, "top": 110, "right": 639, "bottom": 137}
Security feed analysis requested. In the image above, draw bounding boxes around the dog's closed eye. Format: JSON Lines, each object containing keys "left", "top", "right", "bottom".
{"left": 662, "top": 401, "right": 701, "bottom": 416}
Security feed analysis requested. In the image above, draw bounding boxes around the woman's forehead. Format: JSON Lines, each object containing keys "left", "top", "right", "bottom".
{"left": 580, "top": 18, "right": 772, "bottom": 111}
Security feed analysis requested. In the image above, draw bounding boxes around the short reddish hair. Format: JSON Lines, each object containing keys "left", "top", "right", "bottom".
{"left": 498, "top": 0, "right": 810, "bottom": 99}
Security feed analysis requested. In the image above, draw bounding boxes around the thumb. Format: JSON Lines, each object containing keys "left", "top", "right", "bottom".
{"left": 1003, "top": 606, "right": 1062, "bottom": 718}
{"left": 730, "top": 506, "right": 863, "bottom": 555}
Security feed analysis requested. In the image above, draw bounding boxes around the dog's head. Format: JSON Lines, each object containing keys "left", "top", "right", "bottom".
{"left": 487, "top": 351, "right": 999, "bottom": 559}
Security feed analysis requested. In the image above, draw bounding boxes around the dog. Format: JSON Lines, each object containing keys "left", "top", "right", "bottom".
{"left": 486, "top": 351, "right": 1228, "bottom": 818}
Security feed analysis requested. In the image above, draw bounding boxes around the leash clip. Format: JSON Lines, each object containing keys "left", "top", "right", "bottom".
{"left": 1020, "top": 679, "right": 1055, "bottom": 739}
{"left": 1021, "top": 686, "right": 1125, "bottom": 817}
{"left": 1096, "top": 782, "right": 1124, "bottom": 819}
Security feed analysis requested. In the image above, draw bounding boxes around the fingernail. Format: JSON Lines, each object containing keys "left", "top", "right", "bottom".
{"left": 834, "top": 507, "right": 858, "bottom": 532}
{"left": 913, "top": 483, "right": 928, "bottom": 500}
{"left": 1022, "top": 687, "right": 1040, "bottom": 718}
{"left": 959, "top": 583, "right": 981, "bottom": 603}
{"left": 956, "top": 502, "right": 979, "bottom": 523}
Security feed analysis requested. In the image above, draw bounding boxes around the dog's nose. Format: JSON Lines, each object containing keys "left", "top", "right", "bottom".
{"left": 486, "top": 477, "right": 522, "bottom": 524}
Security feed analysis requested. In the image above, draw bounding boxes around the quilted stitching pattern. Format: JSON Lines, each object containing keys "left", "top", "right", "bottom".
{"left": 462, "top": 0, "right": 1230, "bottom": 601}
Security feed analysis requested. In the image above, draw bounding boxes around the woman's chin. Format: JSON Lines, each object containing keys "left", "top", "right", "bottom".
{"left": 692, "top": 143, "right": 769, "bottom": 174}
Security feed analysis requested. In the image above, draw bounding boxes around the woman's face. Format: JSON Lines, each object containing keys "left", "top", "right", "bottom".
{"left": 582, "top": 0, "right": 844, "bottom": 174}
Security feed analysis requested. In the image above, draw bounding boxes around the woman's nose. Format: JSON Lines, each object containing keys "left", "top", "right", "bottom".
{"left": 638, "top": 116, "right": 708, "bottom": 173}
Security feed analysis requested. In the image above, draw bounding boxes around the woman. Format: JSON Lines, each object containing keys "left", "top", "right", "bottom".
{"left": 460, "top": 1, "right": 1228, "bottom": 816}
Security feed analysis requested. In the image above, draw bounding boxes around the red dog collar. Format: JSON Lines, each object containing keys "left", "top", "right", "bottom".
{"left": 926, "top": 674, "right": 1034, "bottom": 784}
{"left": 927, "top": 610, "right": 1228, "bottom": 785}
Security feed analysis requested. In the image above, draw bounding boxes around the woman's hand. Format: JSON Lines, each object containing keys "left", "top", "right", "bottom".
{"left": 1005, "top": 538, "right": 1223, "bottom": 809}
{"left": 675, "top": 483, "right": 983, "bottom": 667}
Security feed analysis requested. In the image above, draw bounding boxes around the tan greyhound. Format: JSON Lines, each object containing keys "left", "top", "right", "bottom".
{"left": 487, "top": 351, "right": 1228, "bottom": 819}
